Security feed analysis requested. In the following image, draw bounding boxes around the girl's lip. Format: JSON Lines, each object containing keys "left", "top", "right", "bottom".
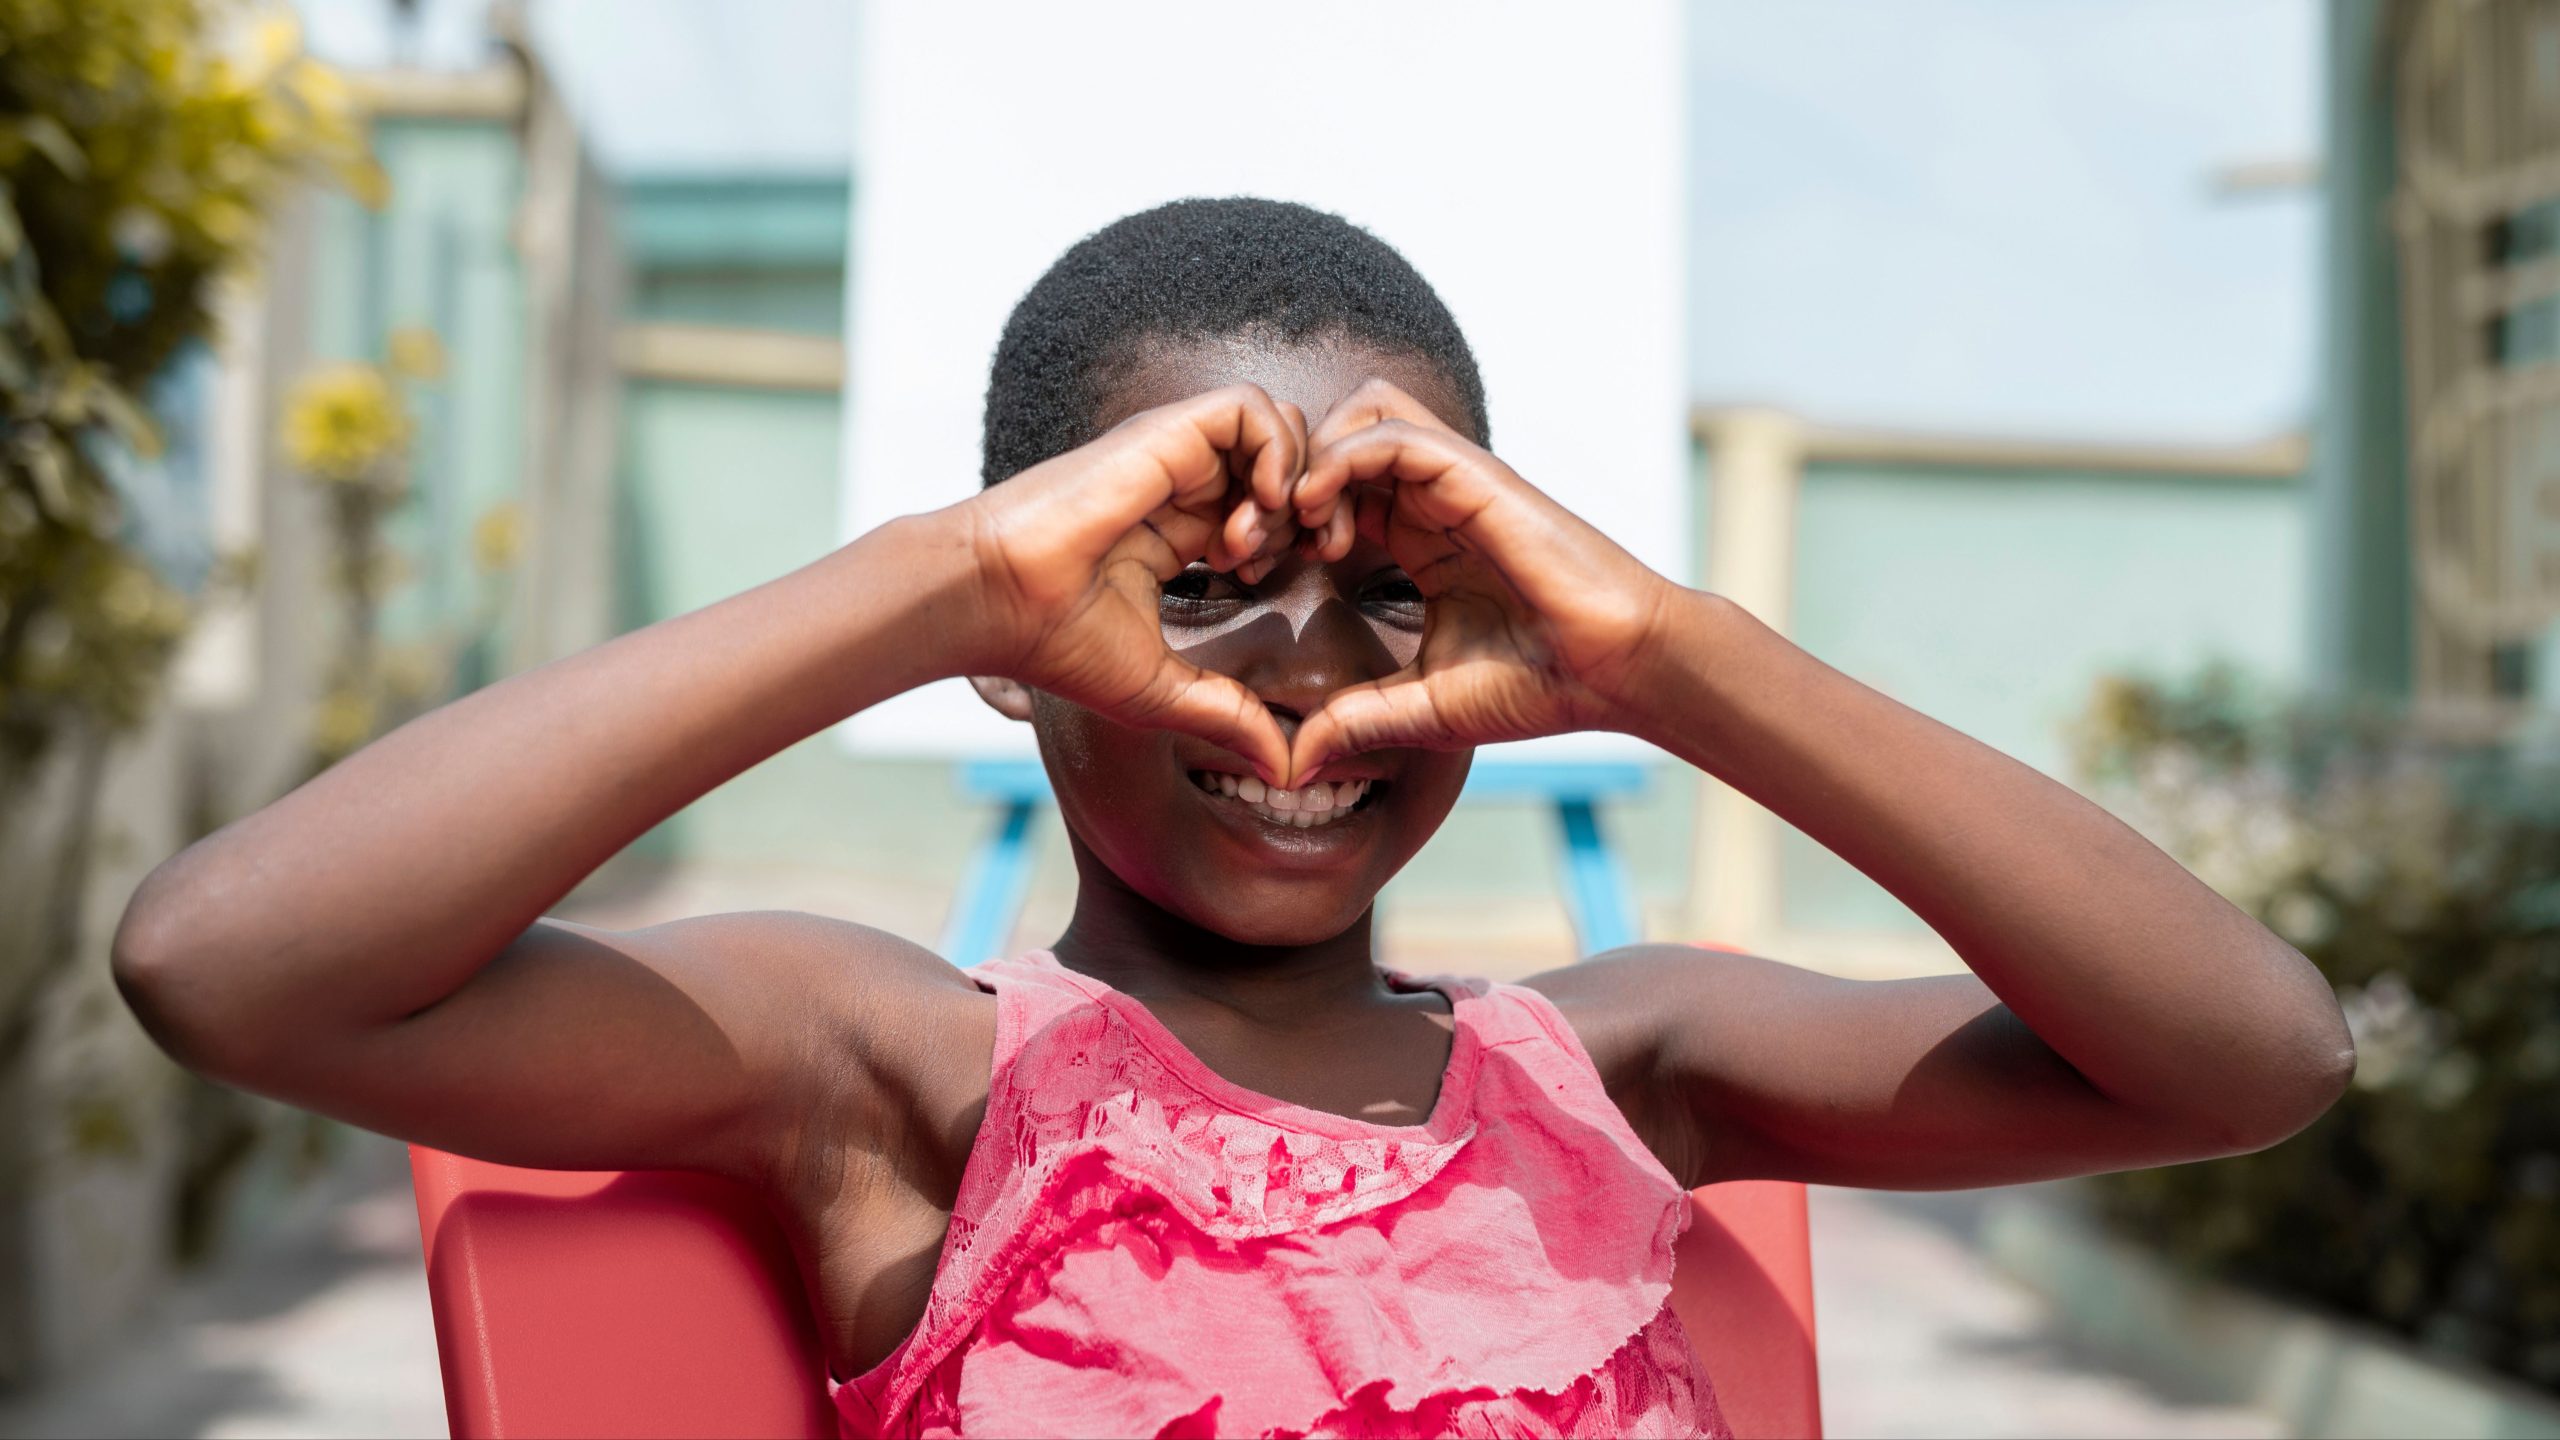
{"left": 1176, "top": 759, "right": 1397, "bottom": 785}
{"left": 1177, "top": 767, "right": 1385, "bottom": 857}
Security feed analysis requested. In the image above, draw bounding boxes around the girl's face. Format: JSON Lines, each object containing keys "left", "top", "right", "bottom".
{"left": 1016, "top": 337, "right": 1476, "bottom": 947}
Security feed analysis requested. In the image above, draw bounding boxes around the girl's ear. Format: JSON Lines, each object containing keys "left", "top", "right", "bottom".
{"left": 967, "top": 675, "right": 1036, "bottom": 722}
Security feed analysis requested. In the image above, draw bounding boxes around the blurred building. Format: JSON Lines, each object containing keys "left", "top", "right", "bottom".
{"left": 2315, "top": 0, "right": 2560, "bottom": 713}
{"left": 0, "top": 19, "right": 617, "bottom": 1386}
{"left": 24, "top": 0, "right": 2558, "bottom": 1400}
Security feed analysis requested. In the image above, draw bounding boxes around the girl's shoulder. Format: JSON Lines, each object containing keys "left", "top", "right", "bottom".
{"left": 693, "top": 910, "right": 996, "bottom": 1193}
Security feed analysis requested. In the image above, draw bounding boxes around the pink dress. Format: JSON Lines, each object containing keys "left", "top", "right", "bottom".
{"left": 829, "top": 950, "right": 1730, "bottom": 1439}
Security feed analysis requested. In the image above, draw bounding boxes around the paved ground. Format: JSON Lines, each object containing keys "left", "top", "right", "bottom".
{"left": 1806, "top": 1186, "right": 2281, "bottom": 1440}
{"left": 0, "top": 1135, "right": 442, "bottom": 1440}
{"left": 0, "top": 1128, "right": 2283, "bottom": 1440}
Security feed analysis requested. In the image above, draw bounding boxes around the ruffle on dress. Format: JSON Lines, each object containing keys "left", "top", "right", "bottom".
{"left": 831, "top": 952, "right": 1730, "bottom": 1440}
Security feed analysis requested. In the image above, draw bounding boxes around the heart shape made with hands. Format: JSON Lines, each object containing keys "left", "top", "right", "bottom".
{"left": 973, "top": 379, "right": 1667, "bottom": 792}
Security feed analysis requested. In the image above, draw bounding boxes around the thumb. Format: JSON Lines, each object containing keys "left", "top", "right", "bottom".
{"left": 1136, "top": 658, "right": 1293, "bottom": 786}
{"left": 1288, "top": 674, "right": 1447, "bottom": 786}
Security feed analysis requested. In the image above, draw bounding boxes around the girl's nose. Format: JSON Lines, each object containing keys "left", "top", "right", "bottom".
{"left": 1232, "top": 591, "right": 1402, "bottom": 721}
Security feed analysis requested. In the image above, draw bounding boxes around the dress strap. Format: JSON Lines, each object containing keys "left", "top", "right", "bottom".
{"left": 1462, "top": 976, "right": 1693, "bottom": 1196}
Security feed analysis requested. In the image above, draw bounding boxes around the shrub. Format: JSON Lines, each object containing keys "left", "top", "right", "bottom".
{"left": 2075, "top": 667, "right": 2560, "bottom": 1389}
{"left": 0, "top": 0, "right": 379, "bottom": 791}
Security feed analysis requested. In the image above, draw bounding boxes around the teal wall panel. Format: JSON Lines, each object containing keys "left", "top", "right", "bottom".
{"left": 305, "top": 116, "right": 527, "bottom": 657}
{"left": 1782, "top": 461, "right": 2308, "bottom": 932}
{"left": 631, "top": 267, "right": 844, "bottom": 335}
{"left": 613, "top": 377, "right": 971, "bottom": 881}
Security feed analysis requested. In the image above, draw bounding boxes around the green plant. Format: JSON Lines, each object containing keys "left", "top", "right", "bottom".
{"left": 0, "top": 0, "right": 379, "bottom": 1028}
{"left": 0, "top": 5, "right": 378, "bottom": 1329}
{"left": 0, "top": 0, "right": 377, "bottom": 796}
{"left": 2076, "top": 667, "right": 2560, "bottom": 1389}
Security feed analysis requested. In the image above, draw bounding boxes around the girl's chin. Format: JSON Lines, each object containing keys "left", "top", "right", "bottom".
{"left": 1159, "top": 888, "right": 1372, "bottom": 951}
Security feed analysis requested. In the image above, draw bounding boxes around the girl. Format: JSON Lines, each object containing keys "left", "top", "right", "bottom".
{"left": 115, "top": 199, "right": 2353, "bottom": 1439}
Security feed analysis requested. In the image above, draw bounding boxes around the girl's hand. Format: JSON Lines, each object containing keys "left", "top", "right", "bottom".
{"left": 1284, "top": 379, "right": 1681, "bottom": 783}
{"left": 956, "top": 383, "right": 1305, "bottom": 784}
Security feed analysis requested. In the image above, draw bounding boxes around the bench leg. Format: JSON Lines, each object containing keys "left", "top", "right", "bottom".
{"left": 1554, "top": 797, "right": 1641, "bottom": 957}
{"left": 941, "top": 798, "right": 1038, "bottom": 967}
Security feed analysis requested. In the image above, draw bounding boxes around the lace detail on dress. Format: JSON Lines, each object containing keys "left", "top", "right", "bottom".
{"left": 995, "top": 993, "right": 1481, "bottom": 1240}
{"left": 1272, "top": 1308, "right": 1720, "bottom": 1440}
{"left": 831, "top": 952, "right": 1730, "bottom": 1440}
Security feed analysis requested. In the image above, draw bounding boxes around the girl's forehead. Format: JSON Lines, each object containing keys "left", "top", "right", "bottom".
{"left": 1093, "top": 336, "right": 1470, "bottom": 437}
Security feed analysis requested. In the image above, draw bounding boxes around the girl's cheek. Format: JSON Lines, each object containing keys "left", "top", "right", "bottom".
{"left": 1378, "top": 622, "right": 1424, "bottom": 669}
{"left": 1160, "top": 609, "right": 1261, "bottom": 653}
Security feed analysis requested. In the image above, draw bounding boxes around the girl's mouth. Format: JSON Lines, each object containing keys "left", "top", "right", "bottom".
{"left": 1186, "top": 770, "right": 1382, "bottom": 829}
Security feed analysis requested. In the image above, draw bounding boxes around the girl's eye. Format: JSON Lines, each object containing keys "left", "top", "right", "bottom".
{"left": 1161, "top": 566, "right": 1245, "bottom": 617}
{"left": 1362, "top": 572, "right": 1426, "bottom": 627}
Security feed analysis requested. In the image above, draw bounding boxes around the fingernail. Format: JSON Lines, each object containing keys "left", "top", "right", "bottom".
{"left": 1243, "top": 522, "right": 1268, "bottom": 552}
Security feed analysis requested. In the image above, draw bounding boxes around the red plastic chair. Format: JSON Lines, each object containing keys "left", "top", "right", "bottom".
{"left": 410, "top": 1146, "right": 1819, "bottom": 1439}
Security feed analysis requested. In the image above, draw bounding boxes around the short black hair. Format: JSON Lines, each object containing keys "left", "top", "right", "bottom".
{"left": 980, "top": 197, "right": 1489, "bottom": 487}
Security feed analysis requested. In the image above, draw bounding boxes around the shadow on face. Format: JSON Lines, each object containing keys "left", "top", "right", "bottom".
{"left": 979, "top": 334, "right": 1479, "bottom": 947}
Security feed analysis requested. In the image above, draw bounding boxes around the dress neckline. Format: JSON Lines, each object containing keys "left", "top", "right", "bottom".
{"left": 1009, "top": 949, "right": 1484, "bottom": 1144}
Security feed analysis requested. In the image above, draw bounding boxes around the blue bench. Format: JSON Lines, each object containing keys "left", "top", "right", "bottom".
{"left": 939, "top": 758, "right": 1652, "bottom": 966}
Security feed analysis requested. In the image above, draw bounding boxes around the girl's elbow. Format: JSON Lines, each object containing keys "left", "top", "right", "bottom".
{"left": 2212, "top": 942, "right": 2357, "bottom": 1152}
{"left": 2281, "top": 967, "right": 2359, "bottom": 1126}
{"left": 2214, "top": 1011, "right": 2357, "bottom": 1155}
{"left": 111, "top": 859, "right": 246, "bottom": 1079}
{"left": 2289, "top": 1012, "right": 2358, "bottom": 1130}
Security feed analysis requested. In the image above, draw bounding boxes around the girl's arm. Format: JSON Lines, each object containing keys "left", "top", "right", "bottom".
{"left": 114, "top": 384, "right": 1308, "bottom": 1182}
{"left": 1286, "top": 379, "right": 2353, "bottom": 1189}
{"left": 1550, "top": 592, "right": 2355, "bottom": 1187}
{"left": 115, "top": 515, "right": 993, "bottom": 1181}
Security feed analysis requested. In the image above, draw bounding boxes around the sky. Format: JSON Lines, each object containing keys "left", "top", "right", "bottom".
{"left": 1686, "top": 0, "right": 2319, "bottom": 443}
{"left": 296, "top": 0, "right": 2321, "bottom": 445}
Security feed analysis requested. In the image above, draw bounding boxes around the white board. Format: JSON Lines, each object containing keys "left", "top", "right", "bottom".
{"left": 838, "top": 0, "right": 1687, "bottom": 763}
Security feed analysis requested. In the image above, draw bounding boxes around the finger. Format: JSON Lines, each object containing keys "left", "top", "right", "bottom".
{"left": 1300, "top": 420, "right": 1538, "bottom": 557}
{"left": 1306, "top": 376, "right": 1455, "bottom": 451}
{"left": 1210, "top": 385, "right": 1301, "bottom": 516}
{"left": 1317, "top": 496, "right": 1357, "bottom": 562}
{"left": 1245, "top": 401, "right": 1313, "bottom": 552}
{"left": 1295, "top": 418, "right": 1489, "bottom": 544}
{"left": 1148, "top": 382, "right": 1301, "bottom": 520}
{"left": 1287, "top": 672, "right": 1452, "bottom": 787}
{"left": 1236, "top": 503, "right": 1304, "bottom": 584}
{"left": 1215, "top": 497, "right": 1270, "bottom": 572}
{"left": 1293, "top": 380, "right": 1445, "bottom": 533}
{"left": 1034, "top": 384, "right": 1299, "bottom": 579}
{"left": 1276, "top": 400, "right": 1309, "bottom": 478}
{"left": 1131, "top": 387, "right": 1302, "bottom": 577}
{"left": 1247, "top": 398, "right": 1309, "bottom": 514}
{"left": 1137, "top": 659, "right": 1293, "bottom": 786}
{"left": 1132, "top": 501, "right": 1229, "bottom": 580}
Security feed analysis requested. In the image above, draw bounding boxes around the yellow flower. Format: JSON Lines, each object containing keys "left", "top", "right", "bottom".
{"left": 472, "top": 501, "right": 523, "bottom": 574}
{"left": 281, "top": 363, "right": 408, "bottom": 482}
{"left": 233, "top": 11, "right": 302, "bottom": 92}
{"left": 387, "top": 325, "right": 445, "bottom": 382}
{"left": 311, "top": 686, "right": 377, "bottom": 758}
{"left": 381, "top": 645, "right": 441, "bottom": 700}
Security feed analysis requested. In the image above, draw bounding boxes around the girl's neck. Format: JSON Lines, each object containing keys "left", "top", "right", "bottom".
{"left": 1047, "top": 858, "right": 1391, "bottom": 1032}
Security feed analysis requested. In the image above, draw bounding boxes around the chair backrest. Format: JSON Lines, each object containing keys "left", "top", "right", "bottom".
{"left": 411, "top": 1146, "right": 1820, "bottom": 1439}
{"left": 1677, "top": 1180, "right": 1824, "bottom": 1438}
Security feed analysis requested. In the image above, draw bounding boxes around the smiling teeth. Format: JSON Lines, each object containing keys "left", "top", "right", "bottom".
{"left": 1190, "top": 771, "right": 1373, "bottom": 827}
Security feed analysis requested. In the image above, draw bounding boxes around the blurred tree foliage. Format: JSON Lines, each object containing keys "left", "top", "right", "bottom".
{"left": 2076, "top": 668, "right": 2560, "bottom": 1390}
{"left": 0, "top": 6, "right": 380, "bottom": 1279}
{"left": 0, "top": 0, "right": 377, "bottom": 799}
